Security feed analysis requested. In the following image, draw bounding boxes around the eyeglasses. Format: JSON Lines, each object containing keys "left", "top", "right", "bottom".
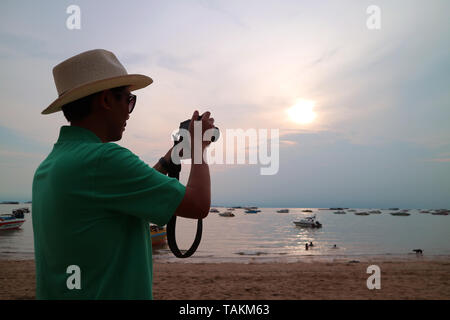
{"left": 127, "top": 94, "right": 137, "bottom": 114}
{"left": 114, "top": 91, "right": 137, "bottom": 113}
{"left": 114, "top": 91, "right": 137, "bottom": 114}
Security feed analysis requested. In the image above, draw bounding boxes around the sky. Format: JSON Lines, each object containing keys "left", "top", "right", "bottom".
{"left": 0, "top": 0, "right": 449, "bottom": 208}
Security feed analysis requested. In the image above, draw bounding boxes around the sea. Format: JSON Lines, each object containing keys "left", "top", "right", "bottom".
{"left": 1, "top": 204, "right": 450, "bottom": 263}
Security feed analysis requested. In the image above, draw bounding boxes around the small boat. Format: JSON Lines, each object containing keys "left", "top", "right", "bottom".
{"left": 368, "top": 210, "right": 382, "bottom": 214}
{"left": 293, "top": 215, "right": 322, "bottom": 228}
{"left": 420, "top": 210, "right": 430, "bottom": 213}
{"left": 302, "top": 210, "right": 313, "bottom": 213}
{"left": 354, "top": 212, "right": 370, "bottom": 216}
{"left": 245, "top": 209, "right": 260, "bottom": 214}
{"left": 347, "top": 209, "right": 356, "bottom": 212}
{"left": 226, "top": 208, "right": 235, "bottom": 211}
{"left": 0, "top": 210, "right": 26, "bottom": 230}
{"left": 210, "top": 208, "right": 219, "bottom": 213}
{"left": 431, "top": 210, "right": 449, "bottom": 215}
{"left": 276, "top": 209, "right": 289, "bottom": 213}
{"left": 150, "top": 225, "right": 167, "bottom": 247}
{"left": 333, "top": 211, "right": 346, "bottom": 214}
{"left": 12, "top": 208, "right": 28, "bottom": 215}
{"left": 390, "top": 212, "right": 410, "bottom": 216}
{"left": 389, "top": 208, "right": 399, "bottom": 210}
{"left": 219, "top": 211, "right": 235, "bottom": 217}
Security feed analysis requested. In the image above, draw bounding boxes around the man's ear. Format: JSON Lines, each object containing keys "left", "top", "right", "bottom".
{"left": 95, "top": 90, "right": 113, "bottom": 111}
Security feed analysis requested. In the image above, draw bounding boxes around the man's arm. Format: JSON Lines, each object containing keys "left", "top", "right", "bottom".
{"left": 174, "top": 161, "right": 210, "bottom": 219}
{"left": 153, "top": 147, "right": 210, "bottom": 219}
{"left": 174, "top": 110, "right": 213, "bottom": 220}
{"left": 153, "top": 147, "right": 173, "bottom": 175}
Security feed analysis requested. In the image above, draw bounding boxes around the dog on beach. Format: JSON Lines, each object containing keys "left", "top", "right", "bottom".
{"left": 412, "top": 249, "right": 423, "bottom": 254}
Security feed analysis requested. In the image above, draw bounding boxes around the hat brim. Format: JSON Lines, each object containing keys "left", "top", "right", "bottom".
{"left": 42, "top": 74, "right": 153, "bottom": 115}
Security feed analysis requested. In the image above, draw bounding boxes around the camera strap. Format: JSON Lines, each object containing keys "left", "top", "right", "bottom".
{"left": 166, "top": 167, "right": 203, "bottom": 258}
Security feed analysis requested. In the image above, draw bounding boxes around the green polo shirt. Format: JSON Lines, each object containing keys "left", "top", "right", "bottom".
{"left": 32, "top": 125, "right": 185, "bottom": 299}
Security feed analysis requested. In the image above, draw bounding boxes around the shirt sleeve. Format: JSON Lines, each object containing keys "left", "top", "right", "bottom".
{"left": 93, "top": 143, "right": 186, "bottom": 226}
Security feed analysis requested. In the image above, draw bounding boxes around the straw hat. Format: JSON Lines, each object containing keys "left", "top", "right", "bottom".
{"left": 42, "top": 49, "right": 153, "bottom": 115}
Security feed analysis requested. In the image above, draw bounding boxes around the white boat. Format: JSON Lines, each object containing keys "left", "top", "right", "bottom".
{"left": 0, "top": 210, "right": 26, "bottom": 230}
{"left": 219, "top": 211, "right": 235, "bottom": 217}
{"left": 293, "top": 215, "right": 322, "bottom": 228}
{"left": 0, "top": 219, "right": 25, "bottom": 230}
{"left": 276, "top": 209, "right": 289, "bottom": 213}
{"left": 210, "top": 208, "right": 219, "bottom": 213}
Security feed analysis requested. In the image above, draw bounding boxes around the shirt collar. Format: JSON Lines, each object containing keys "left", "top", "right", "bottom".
{"left": 56, "top": 125, "right": 102, "bottom": 143}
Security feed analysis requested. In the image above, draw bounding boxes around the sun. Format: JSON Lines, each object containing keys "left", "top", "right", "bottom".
{"left": 287, "top": 100, "right": 317, "bottom": 124}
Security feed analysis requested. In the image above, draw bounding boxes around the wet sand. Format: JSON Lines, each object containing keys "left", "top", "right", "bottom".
{"left": 1, "top": 258, "right": 449, "bottom": 299}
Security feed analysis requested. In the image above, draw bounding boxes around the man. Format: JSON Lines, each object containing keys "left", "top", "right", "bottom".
{"left": 32, "top": 49, "right": 214, "bottom": 299}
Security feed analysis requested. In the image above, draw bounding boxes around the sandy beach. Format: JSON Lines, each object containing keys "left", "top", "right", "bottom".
{"left": 1, "top": 257, "right": 449, "bottom": 300}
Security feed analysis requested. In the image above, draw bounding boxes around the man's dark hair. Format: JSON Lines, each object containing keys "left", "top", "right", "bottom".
{"left": 62, "top": 86, "right": 128, "bottom": 123}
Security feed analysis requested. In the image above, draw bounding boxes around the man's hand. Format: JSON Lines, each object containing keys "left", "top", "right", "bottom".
{"left": 188, "top": 110, "right": 215, "bottom": 152}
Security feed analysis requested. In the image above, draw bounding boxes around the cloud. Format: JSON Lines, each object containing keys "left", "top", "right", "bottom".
{"left": 310, "top": 47, "right": 340, "bottom": 66}
{"left": 280, "top": 140, "right": 297, "bottom": 146}
{"left": 152, "top": 51, "right": 197, "bottom": 75}
{"left": 0, "top": 124, "right": 50, "bottom": 155}
{"left": 0, "top": 32, "right": 59, "bottom": 60}
{"left": 1, "top": 0, "right": 449, "bottom": 206}
{"left": 425, "top": 158, "right": 450, "bottom": 163}
{"left": 0, "top": 150, "right": 43, "bottom": 160}
{"left": 119, "top": 52, "right": 150, "bottom": 66}
{"left": 195, "top": 0, "right": 248, "bottom": 29}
